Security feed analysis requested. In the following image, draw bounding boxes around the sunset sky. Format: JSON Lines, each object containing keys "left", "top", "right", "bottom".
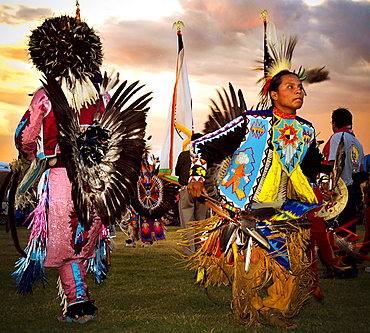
{"left": 0, "top": 0, "right": 369, "bottom": 163}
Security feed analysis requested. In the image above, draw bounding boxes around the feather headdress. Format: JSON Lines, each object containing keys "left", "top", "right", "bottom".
{"left": 28, "top": 14, "right": 106, "bottom": 110}
{"left": 255, "top": 11, "right": 329, "bottom": 109}
{"left": 28, "top": 15, "right": 103, "bottom": 82}
{"left": 255, "top": 12, "right": 298, "bottom": 109}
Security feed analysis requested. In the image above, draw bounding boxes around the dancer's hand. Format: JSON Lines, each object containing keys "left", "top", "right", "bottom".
{"left": 323, "top": 190, "right": 336, "bottom": 202}
{"left": 187, "top": 182, "right": 207, "bottom": 197}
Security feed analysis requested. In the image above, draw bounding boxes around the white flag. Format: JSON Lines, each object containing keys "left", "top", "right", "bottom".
{"left": 159, "top": 24, "right": 193, "bottom": 181}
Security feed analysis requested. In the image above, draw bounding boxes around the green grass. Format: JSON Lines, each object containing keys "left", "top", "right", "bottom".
{"left": 0, "top": 225, "right": 369, "bottom": 332}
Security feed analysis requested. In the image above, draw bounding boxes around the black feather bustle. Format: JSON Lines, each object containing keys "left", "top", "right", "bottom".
{"left": 300, "top": 139, "right": 331, "bottom": 183}
{"left": 77, "top": 125, "right": 110, "bottom": 168}
{"left": 200, "top": 83, "right": 250, "bottom": 202}
{"left": 200, "top": 123, "right": 246, "bottom": 168}
{"left": 43, "top": 75, "right": 151, "bottom": 228}
{"left": 29, "top": 15, "right": 103, "bottom": 80}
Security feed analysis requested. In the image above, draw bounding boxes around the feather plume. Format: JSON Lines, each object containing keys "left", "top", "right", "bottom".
{"left": 244, "top": 236, "right": 252, "bottom": 273}
{"left": 219, "top": 223, "right": 237, "bottom": 252}
{"left": 100, "top": 70, "right": 120, "bottom": 96}
{"left": 304, "top": 67, "right": 330, "bottom": 84}
{"left": 255, "top": 21, "right": 298, "bottom": 109}
{"left": 333, "top": 133, "right": 346, "bottom": 189}
{"left": 255, "top": 18, "right": 330, "bottom": 108}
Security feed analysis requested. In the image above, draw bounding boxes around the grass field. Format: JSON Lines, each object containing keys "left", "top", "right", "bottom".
{"left": 0, "top": 224, "right": 369, "bottom": 333}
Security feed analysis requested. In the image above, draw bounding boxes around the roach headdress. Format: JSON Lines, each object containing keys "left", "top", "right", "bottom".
{"left": 255, "top": 10, "right": 329, "bottom": 109}
{"left": 28, "top": 15, "right": 103, "bottom": 81}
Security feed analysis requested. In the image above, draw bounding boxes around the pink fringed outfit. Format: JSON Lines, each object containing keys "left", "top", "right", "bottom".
{"left": 16, "top": 89, "right": 57, "bottom": 159}
{"left": 44, "top": 167, "right": 102, "bottom": 267}
{"left": 12, "top": 14, "right": 138, "bottom": 324}
{"left": 15, "top": 87, "right": 106, "bottom": 306}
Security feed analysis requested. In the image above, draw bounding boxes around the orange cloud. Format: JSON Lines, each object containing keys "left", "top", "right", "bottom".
{"left": 0, "top": 46, "right": 28, "bottom": 62}
{"left": 0, "top": 135, "right": 18, "bottom": 163}
{"left": 0, "top": 86, "right": 34, "bottom": 108}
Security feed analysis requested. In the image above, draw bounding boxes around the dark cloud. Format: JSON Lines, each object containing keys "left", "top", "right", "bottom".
{"left": 98, "top": 0, "right": 369, "bottom": 78}
{"left": 98, "top": 0, "right": 311, "bottom": 81}
{"left": 0, "top": 4, "right": 53, "bottom": 25}
{"left": 96, "top": 0, "right": 369, "bottom": 138}
{"left": 2, "top": 0, "right": 368, "bottom": 97}
{"left": 308, "top": 0, "right": 370, "bottom": 71}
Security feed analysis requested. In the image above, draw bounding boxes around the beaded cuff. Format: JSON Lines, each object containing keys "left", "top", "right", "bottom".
{"left": 189, "top": 157, "right": 207, "bottom": 183}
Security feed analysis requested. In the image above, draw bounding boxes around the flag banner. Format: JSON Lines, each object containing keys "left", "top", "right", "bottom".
{"left": 159, "top": 23, "right": 193, "bottom": 181}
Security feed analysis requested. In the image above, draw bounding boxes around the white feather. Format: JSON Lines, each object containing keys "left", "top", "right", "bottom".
{"left": 266, "top": 21, "right": 277, "bottom": 47}
{"left": 244, "top": 237, "right": 252, "bottom": 273}
{"left": 60, "top": 73, "right": 99, "bottom": 112}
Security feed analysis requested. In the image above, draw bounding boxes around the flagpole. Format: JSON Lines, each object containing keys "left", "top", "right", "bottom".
{"left": 159, "top": 21, "right": 193, "bottom": 182}
{"left": 168, "top": 30, "right": 182, "bottom": 170}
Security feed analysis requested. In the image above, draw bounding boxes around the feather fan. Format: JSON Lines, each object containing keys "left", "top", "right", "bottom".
{"left": 202, "top": 83, "right": 247, "bottom": 202}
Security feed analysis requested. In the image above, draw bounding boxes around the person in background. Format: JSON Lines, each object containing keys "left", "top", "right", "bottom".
{"left": 309, "top": 174, "right": 347, "bottom": 282}
{"left": 175, "top": 133, "right": 209, "bottom": 256}
{"left": 322, "top": 108, "right": 366, "bottom": 278}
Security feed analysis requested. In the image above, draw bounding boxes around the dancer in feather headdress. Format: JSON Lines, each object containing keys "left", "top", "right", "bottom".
{"left": 11, "top": 6, "right": 151, "bottom": 324}
{"left": 126, "top": 146, "right": 178, "bottom": 247}
{"left": 183, "top": 11, "right": 333, "bottom": 328}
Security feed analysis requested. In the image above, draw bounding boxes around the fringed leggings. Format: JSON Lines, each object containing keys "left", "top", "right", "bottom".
{"left": 58, "top": 261, "right": 89, "bottom": 305}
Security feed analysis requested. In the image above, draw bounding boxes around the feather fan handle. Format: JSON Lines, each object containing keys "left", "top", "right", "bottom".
{"left": 204, "top": 197, "right": 232, "bottom": 221}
